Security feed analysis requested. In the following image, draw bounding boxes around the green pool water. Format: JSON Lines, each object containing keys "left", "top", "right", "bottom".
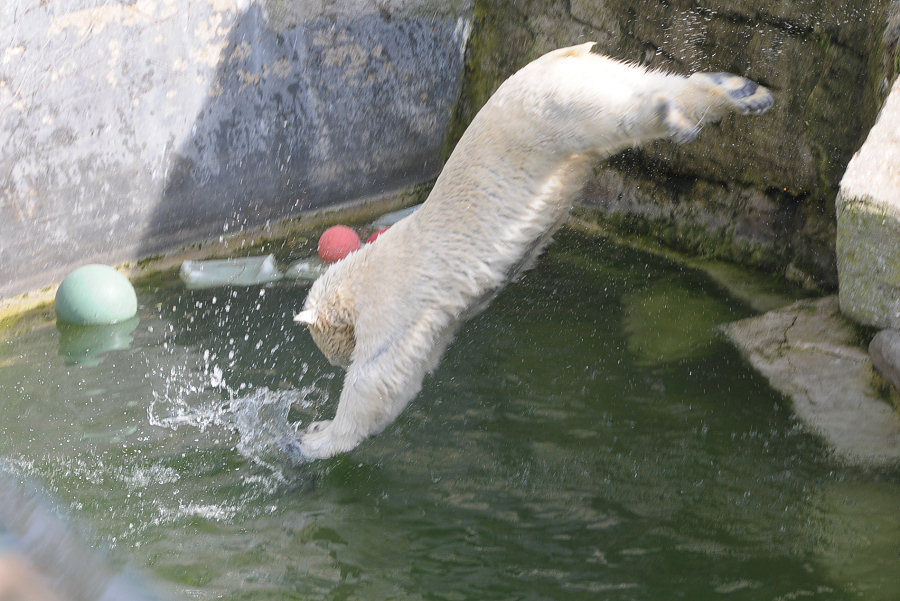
{"left": 1, "top": 229, "right": 898, "bottom": 600}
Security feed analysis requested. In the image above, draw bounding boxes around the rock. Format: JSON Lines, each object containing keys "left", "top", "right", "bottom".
{"left": 836, "top": 76, "right": 900, "bottom": 330}
{"left": 722, "top": 296, "right": 900, "bottom": 465}
{"left": 869, "top": 329, "right": 900, "bottom": 394}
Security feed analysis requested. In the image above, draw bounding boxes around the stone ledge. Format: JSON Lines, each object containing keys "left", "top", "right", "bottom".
{"left": 870, "top": 328, "right": 900, "bottom": 413}
{"left": 722, "top": 296, "right": 900, "bottom": 465}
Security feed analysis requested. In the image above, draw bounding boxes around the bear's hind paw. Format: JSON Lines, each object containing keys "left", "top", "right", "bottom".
{"left": 691, "top": 72, "right": 774, "bottom": 115}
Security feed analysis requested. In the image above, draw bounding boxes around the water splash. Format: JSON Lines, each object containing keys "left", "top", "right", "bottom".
{"left": 145, "top": 339, "right": 331, "bottom": 470}
{"left": 228, "top": 389, "right": 301, "bottom": 457}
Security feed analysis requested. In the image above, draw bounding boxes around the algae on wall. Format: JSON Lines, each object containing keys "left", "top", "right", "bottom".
{"left": 447, "top": 0, "right": 893, "bottom": 289}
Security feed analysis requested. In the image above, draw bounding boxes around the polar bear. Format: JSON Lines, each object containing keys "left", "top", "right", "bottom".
{"left": 289, "top": 42, "right": 773, "bottom": 459}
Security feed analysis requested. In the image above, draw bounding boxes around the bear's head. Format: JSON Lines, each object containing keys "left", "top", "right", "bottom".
{"left": 295, "top": 270, "right": 357, "bottom": 369}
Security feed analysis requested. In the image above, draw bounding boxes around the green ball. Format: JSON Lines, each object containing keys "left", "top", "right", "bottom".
{"left": 55, "top": 264, "right": 138, "bottom": 325}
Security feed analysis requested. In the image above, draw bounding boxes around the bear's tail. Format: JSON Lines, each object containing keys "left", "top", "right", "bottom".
{"left": 663, "top": 72, "right": 773, "bottom": 144}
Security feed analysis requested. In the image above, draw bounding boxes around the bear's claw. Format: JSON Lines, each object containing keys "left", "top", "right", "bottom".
{"left": 277, "top": 436, "right": 307, "bottom": 462}
{"left": 305, "top": 420, "right": 332, "bottom": 434}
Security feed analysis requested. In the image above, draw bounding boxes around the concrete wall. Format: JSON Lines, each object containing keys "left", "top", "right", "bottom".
{"left": 1, "top": 0, "right": 471, "bottom": 298}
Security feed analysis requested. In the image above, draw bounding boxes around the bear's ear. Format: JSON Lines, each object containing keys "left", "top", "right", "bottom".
{"left": 294, "top": 309, "right": 315, "bottom": 325}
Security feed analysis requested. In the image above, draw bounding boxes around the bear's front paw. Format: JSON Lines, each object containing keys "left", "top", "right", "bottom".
{"left": 281, "top": 420, "right": 363, "bottom": 461}
{"left": 278, "top": 420, "right": 334, "bottom": 462}
{"left": 297, "top": 420, "right": 336, "bottom": 460}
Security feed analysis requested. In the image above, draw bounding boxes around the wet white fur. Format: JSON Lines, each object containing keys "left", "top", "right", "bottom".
{"left": 292, "top": 43, "right": 773, "bottom": 459}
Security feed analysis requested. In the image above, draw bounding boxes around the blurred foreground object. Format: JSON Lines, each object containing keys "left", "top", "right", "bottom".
{"left": 0, "top": 471, "right": 164, "bottom": 601}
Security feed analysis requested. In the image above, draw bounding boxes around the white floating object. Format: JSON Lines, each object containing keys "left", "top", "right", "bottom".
{"left": 179, "top": 254, "right": 282, "bottom": 289}
{"left": 283, "top": 257, "right": 328, "bottom": 281}
{"left": 372, "top": 203, "right": 421, "bottom": 228}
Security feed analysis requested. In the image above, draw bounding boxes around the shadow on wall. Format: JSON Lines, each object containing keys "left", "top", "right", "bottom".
{"left": 141, "top": 5, "right": 467, "bottom": 258}
{"left": 0, "top": 1, "right": 469, "bottom": 299}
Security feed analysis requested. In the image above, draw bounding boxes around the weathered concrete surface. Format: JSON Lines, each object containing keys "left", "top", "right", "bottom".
{"left": 836, "top": 76, "right": 900, "bottom": 330}
{"left": 451, "top": 0, "right": 895, "bottom": 289}
{"left": 722, "top": 296, "right": 900, "bottom": 465}
{"left": 0, "top": 0, "right": 471, "bottom": 299}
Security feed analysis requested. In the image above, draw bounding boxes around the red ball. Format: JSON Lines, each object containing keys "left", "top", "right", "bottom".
{"left": 318, "top": 225, "right": 361, "bottom": 262}
{"left": 366, "top": 227, "right": 390, "bottom": 244}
